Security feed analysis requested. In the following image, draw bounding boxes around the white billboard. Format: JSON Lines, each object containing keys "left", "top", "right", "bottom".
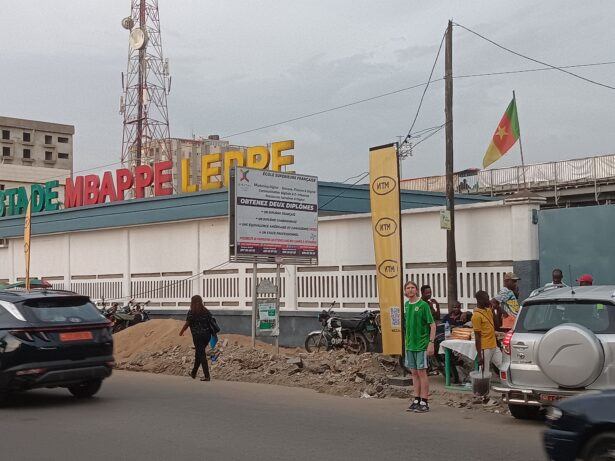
{"left": 229, "top": 167, "right": 318, "bottom": 265}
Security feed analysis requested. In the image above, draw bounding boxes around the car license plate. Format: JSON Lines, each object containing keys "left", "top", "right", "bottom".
{"left": 540, "top": 394, "right": 563, "bottom": 402}
{"left": 59, "top": 331, "right": 93, "bottom": 342}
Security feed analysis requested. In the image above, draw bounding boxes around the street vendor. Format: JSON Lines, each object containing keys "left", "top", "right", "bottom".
{"left": 491, "top": 272, "right": 520, "bottom": 330}
{"left": 473, "top": 290, "right": 502, "bottom": 374}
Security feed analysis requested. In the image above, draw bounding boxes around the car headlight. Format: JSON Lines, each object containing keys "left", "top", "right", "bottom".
{"left": 545, "top": 407, "right": 563, "bottom": 422}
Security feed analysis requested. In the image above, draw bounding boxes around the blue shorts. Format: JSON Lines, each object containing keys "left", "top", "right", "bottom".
{"left": 405, "top": 350, "right": 428, "bottom": 370}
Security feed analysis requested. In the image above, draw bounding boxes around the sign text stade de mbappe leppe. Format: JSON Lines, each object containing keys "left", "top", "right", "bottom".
{"left": 0, "top": 140, "right": 294, "bottom": 217}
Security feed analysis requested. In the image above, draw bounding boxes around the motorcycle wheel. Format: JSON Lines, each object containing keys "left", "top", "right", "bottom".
{"left": 112, "top": 322, "right": 126, "bottom": 334}
{"left": 305, "top": 333, "right": 330, "bottom": 353}
{"left": 345, "top": 332, "right": 368, "bottom": 354}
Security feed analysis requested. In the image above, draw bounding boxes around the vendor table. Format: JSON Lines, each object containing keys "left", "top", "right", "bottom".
{"left": 438, "top": 339, "right": 479, "bottom": 390}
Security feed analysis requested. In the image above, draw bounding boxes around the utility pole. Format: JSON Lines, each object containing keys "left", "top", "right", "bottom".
{"left": 445, "top": 20, "right": 458, "bottom": 306}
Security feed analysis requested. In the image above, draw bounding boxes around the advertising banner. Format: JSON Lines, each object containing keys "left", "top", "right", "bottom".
{"left": 256, "top": 299, "right": 279, "bottom": 337}
{"left": 230, "top": 167, "right": 318, "bottom": 265}
{"left": 369, "top": 143, "right": 403, "bottom": 355}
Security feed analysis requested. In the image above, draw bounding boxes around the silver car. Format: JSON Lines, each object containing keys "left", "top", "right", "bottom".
{"left": 494, "top": 285, "right": 615, "bottom": 420}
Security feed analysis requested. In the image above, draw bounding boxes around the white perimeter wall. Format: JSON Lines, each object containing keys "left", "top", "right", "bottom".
{"left": 0, "top": 199, "right": 540, "bottom": 311}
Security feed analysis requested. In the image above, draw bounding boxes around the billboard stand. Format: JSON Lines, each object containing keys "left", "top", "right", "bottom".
{"left": 229, "top": 165, "right": 319, "bottom": 352}
{"left": 252, "top": 262, "right": 257, "bottom": 348}
{"left": 275, "top": 261, "right": 281, "bottom": 355}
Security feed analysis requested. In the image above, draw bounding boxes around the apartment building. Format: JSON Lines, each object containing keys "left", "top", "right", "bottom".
{"left": 0, "top": 116, "right": 74, "bottom": 202}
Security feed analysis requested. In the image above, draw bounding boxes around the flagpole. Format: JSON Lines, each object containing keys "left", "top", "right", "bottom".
{"left": 513, "top": 90, "right": 528, "bottom": 189}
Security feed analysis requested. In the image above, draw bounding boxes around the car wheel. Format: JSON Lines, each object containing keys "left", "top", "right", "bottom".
{"left": 582, "top": 432, "right": 615, "bottom": 461}
{"left": 508, "top": 404, "right": 541, "bottom": 420}
{"left": 68, "top": 379, "right": 102, "bottom": 398}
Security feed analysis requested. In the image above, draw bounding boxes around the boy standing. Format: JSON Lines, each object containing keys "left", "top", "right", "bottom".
{"left": 404, "top": 280, "right": 436, "bottom": 413}
{"left": 473, "top": 290, "right": 502, "bottom": 377}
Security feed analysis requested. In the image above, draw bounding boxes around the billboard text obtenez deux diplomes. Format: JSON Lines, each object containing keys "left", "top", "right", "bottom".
{"left": 237, "top": 197, "right": 317, "bottom": 212}
{"left": 231, "top": 167, "right": 318, "bottom": 264}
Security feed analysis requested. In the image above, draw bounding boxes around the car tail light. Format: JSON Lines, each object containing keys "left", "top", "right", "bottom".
{"left": 15, "top": 368, "right": 46, "bottom": 376}
{"left": 500, "top": 370, "right": 507, "bottom": 380}
{"left": 502, "top": 330, "right": 514, "bottom": 355}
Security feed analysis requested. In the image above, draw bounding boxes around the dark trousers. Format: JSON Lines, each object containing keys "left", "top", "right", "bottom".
{"left": 192, "top": 333, "right": 211, "bottom": 377}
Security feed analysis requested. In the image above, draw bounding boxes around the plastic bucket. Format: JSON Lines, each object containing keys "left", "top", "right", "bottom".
{"left": 470, "top": 370, "right": 492, "bottom": 396}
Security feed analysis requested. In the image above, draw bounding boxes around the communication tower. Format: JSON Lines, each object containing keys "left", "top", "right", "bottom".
{"left": 119, "top": 1, "right": 171, "bottom": 169}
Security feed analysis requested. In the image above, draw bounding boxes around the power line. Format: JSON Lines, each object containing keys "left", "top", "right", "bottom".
{"left": 401, "top": 29, "right": 447, "bottom": 146}
{"left": 218, "top": 82, "right": 431, "bottom": 139}
{"left": 217, "top": 60, "right": 614, "bottom": 142}
{"left": 39, "top": 60, "right": 614, "bottom": 182}
{"left": 319, "top": 171, "right": 370, "bottom": 211}
{"left": 453, "top": 22, "right": 615, "bottom": 91}
{"left": 106, "top": 260, "right": 230, "bottom": 302}
{"left": 410, "top": 123, "right": 446, "bottom": 149}
{"left": 455, "top": 61, "right": 615, "bottom": 80}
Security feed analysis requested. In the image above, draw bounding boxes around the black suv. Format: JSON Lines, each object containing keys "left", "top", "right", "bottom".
{"left": 0, "top": 289, "right": 114, "bottom": 402}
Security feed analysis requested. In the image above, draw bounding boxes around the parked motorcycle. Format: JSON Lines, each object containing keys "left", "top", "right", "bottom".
{"left": 304, "top": 303, "right": 380, "bottom": 354}
{"left": 101, "top": 299, "right": 151, "bottom": 334}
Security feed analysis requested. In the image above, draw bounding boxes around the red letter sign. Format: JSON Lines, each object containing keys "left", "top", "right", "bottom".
{"left": 83, "top": 175, "right": 100, "bottom": 205}
{"left": 99, "top": 171, "right": 118, "bottom": 203}
{"left": 134, "top": 165, "right": 154, "bottom": 199}
{"left": 65, "top": 176, "right": 84, "bottom": 208}
{"left": 154, "top": 161, "right": 173, "bottom": 196}
{"left": 116, "top": 168, "right": 134, "bottom": 200}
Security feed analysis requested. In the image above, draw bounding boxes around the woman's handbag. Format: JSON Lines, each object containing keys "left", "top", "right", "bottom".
{"left": 209, "top": 315, "right": 221, "bottom": 335}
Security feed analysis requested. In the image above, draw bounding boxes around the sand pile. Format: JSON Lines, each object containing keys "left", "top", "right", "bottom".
{"left": 113, "top": 320, "right": 510, "bottom": 413}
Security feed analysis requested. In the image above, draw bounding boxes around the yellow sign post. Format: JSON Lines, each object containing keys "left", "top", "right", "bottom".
{"left": 369, "top": 143, "right": 403, "bottom": 355}
{"left": 24, "top": 198, "right": 32, "bottom": 291}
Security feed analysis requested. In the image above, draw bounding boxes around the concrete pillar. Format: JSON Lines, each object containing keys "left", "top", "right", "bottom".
{"left": 505, "top": 191, "right": 546, "bottom": 300}
{"left": 195, "top": 221, "right": 202, "bottom": 296}
{"left": 285, "top": 265, "right": 298, "bottom": 310}
{"left": 64, "top": 234, "right": 71, "bottom": 290}
{"left": 124, "top": 228, "right": 131, "bottom": 299}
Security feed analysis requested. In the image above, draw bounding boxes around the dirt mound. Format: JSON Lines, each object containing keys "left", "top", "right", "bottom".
{"left": 113, "top": 320, "right": 510, "bottom": 413}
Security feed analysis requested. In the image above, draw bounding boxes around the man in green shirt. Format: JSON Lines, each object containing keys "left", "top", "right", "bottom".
{"left": 404, "top": 280, "right": 436, "bottom": 413}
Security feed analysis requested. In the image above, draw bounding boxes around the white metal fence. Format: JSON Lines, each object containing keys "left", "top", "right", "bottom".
{"left": 41, "top": 260, "right": 511, "bottom": 311}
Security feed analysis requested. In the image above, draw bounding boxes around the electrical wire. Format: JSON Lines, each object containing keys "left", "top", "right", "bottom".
{"left": 106, "top": 260, "right": 230, "bottom": 302}
{"left": 401, "top": 29, "right": 447, "bottom": 146}
{"left": 455, "top": 61, "right": 615, "bottom": 80}
{"left": 25, "top": 58, "right": 615, "bottom": 186}
{"left": 319, "top": 171, "right": 370, "bottom": 211}
{"left": 453, "top": 22, "right": 615, "bottom": 91}
{"left": 218, "top": 82, "right": 432, "bottom": 140}
{"left": 410, "top": 123, "right": 446, "bottom": 149}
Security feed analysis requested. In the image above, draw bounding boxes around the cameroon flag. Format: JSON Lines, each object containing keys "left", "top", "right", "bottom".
{"left": 483, "top": 98, "right": 520, "bottom": 168}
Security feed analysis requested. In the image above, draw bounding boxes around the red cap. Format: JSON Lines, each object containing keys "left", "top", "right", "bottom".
{"left": 577, "top": 274, "right": 593, "bottom": 283}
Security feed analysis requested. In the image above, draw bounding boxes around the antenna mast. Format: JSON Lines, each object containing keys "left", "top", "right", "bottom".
{"left": 120, "top": 0, "right": 171, "bottom": 174}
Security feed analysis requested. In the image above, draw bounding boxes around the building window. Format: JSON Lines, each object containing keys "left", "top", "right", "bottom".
{"left": 23, "top": 149, "right": 31, "bottom": 159}
{"left": 0, "top": 184, "right": 4, "bottom": 191}
{"left": 45, "top": 135, "right": 52, "bottom": 144}
{"left": 45, "top": 151, "right": 53, "bottom": 161}
{"left": 58, "top": 137, "right": 69, "bottom": 143}
{"left": 23, "top": 132, "right": 31, "bottom": 142}
{"left": 2, "top": 146, "right": 11, "bottom": 157}
{"left": 58, "top": 152, "right": 69, "bottom": 159}
{"left": 1, "top": 130, "right": 9, "bottom": 140}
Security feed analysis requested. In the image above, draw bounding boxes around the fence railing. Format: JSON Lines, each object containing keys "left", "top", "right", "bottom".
{"left": 40, "top": 261, "right": 511, "bottom": 311}
{"left": 400, "top": 154, "right": 615, "bottom": 200}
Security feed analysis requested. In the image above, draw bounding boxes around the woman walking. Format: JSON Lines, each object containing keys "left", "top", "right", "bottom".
{"left": 179, "top": 295, "right": 213, "bottom": 381}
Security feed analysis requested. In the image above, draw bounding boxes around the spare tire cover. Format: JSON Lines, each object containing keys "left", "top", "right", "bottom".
{"left": 536, "top": 323, "right": 604, "bottom": 388}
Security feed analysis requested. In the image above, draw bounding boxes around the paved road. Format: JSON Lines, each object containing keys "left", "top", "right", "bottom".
{"left": 0, "top": 371, "right": 545, "bottom": 460}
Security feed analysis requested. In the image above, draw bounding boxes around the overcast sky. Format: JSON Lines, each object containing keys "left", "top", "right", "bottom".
{"left": 1, "top": 1, "right": 614, "bottom": 182}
